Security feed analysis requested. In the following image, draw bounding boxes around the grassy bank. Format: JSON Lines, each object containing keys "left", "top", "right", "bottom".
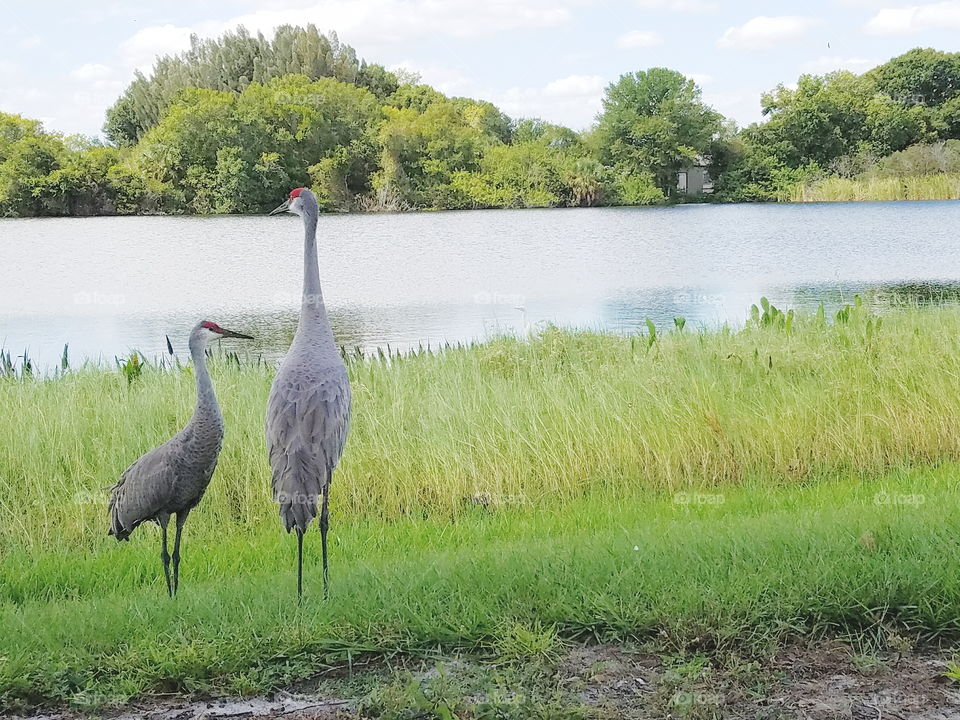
{"left": 790, "top": 173, "right": 960, "bottom": 202}
{"left": 5, "top": 303, "right": 960, "bottom": 707}
{"left": 4, "top": 471, "right": 960, "bottom": 709}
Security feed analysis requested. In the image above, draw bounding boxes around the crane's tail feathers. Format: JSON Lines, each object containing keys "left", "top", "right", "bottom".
{"left": 271, "top": 447, "right": 327, "bottom": 534}
{"left": 108, "top": 522, "right": 132, "bottom": 541}
{"left": 107, "top": 485, "right": 134, "bottom": 541}
{"left": 108, "top": 511, "right": 134, "bottom": 541}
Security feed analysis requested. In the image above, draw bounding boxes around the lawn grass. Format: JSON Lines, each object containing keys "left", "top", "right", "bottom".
{"left": 3, "top": 470, "right": 960, "bottom": 709}
{"left": 4, "top": 301, "right": 960, "bottom": 708}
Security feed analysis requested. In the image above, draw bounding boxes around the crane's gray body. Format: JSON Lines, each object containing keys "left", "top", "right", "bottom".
{"left": 266, "top": 189, "right": 351, "bottom": 535}
{"left": 109, "top": 326, "right": 224, "bottom": 540}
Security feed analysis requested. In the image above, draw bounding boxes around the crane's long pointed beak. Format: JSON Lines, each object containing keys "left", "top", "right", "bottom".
{"left": 219, "top": 328, "right": 254, "bottom": 340}
{"left": 269, "top": 200, "right": 290, "bottom": 216}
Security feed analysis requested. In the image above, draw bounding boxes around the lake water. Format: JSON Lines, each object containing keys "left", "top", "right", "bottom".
{"left": 2, "top": 200, "right": 960, "bottom": 368}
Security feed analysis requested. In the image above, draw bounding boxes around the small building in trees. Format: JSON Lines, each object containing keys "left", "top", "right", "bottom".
{"left": 677, "top": 159, "right": 713, "bottom": 195}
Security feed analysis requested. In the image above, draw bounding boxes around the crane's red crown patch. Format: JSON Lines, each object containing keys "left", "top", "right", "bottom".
{"left": 290, "top": 188, "right": 305, "bottom": 199}
{"left": 201, "top": 321, "right": 222, "bottom": 332}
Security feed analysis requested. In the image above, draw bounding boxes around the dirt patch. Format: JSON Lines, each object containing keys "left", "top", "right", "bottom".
{"left": 8, "top": 695, "right": 353, "bottom": 720}
{"left": 9, "top": 642, "right": 960, "bottom": 719}
{"left": 556, "top": 641, "right": 960, "bottom": 719}
{"left": 753, "top": 642, "right": 960, "bottom": 720}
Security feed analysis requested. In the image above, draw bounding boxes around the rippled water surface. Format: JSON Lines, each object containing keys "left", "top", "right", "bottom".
{"left": 2, "top": 201, "right": 960, "bottom": 367}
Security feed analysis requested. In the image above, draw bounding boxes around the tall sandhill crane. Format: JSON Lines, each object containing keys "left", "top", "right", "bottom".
{"left": 267, "top": 188, "right": 351, "bottom": 600}
{"left": 108, "top": 321, "right": 253, "bottom": 596}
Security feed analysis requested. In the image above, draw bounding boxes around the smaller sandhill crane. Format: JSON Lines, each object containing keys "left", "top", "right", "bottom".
{"left": 108, "top": 321, "right": 253, "bottom": 596}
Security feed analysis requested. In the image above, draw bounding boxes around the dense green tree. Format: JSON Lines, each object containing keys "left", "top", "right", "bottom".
{"left": 871, "top": 48, "right": 960, "bottom": 108}
{"left": 758, "top": 72, "right": 875, "bottom": 166}
{"left": 356, "top": 62, "right": 400, "bottom": 100}
{"left": 452, "top": 142, "right": 571, "bottom": 208}
{"left": 511, "top": 118, "right": 580, "bottom": 148}
{"left": 451, "top": 98, "right": 512, "bottom": 144}
{"left": 752, "top": 70, "right": 941, "bottom": 169}
{"left": 104, "top": 25, "right": 369, "bottom": 145}
{"left": 0, "top": 123, "right": 65, "bottom": 215}
{"left": 9, "top": 28, "right": 960, "bottom": 217}
{"left": 374, "top": 101, "right": 496, "bottom": 209}
{"left": 596, "top": 68, "right": 722, "bottom": 193}
{"left": 0, "top": 113, "right": 159, "bottom": 216}
{"left": 711, "top": 135, "right": 815, "bottom": 202}
{"left": 386, "top": 83, "right": 449, "bottom": 112}
{"left": 133, "top": 76, "right": 381, "bottom": 213}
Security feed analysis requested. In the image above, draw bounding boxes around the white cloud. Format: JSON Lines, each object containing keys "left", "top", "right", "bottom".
{"left": 0, "top": 60, "right": 18, "bottom": 79}
{"left": 801, "top": 55, "right": 878, "bottom": 74}
{"left": 207, "top": 1, "right": 572, "bottom": 55}
{"left": 718, "top": 15, "right": 822, "bottom": 50}
{"left": 701, "top": 89, "right": 764, "bottom": 128}
{"left": 110, "top": 1, "right": 580, "bottom": 80}
{"left": 389, "top": 60, "right": 476, "bottom": 96}
{"left": 635, "top": 0, "right": 718, "bottom": 10}
{"left": 492, "top": 74, "right": 608, "bottom": 129}
{"left": 865, "top": 1, "right": 960, "bottom": 34}
{"left": 69, "top": 63, "right": 114, "bottom": 83}
{"left": 119, "top": 24, "right": 195, "bottom": 73}
{"left": 543, "top": 74, "right": 606, "bottom": 97}
{"left": 687, "top": 73, "right": 714, "bottom": 87}
{"left": 616, "top": 29, "right": 664, "bottom": 49}
{"left": 382, "top": 67, "right": 605, "bottom": 129}
{"left": 0, "top": 76, "right": 56, "bottom": 132}
{"left": 17, "top": 35, "right": 42, "bottom": 50}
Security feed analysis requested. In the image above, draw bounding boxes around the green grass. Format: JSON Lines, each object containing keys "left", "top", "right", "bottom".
{"left": 6, "top": 302, "right": 960, "bottom": 708}
{"left": 791, "top": 173, "right": 960, "bottom": 202}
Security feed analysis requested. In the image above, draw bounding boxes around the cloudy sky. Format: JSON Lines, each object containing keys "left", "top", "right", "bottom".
{"left": 2, "top": 0, "right": 960, "bottom": 138}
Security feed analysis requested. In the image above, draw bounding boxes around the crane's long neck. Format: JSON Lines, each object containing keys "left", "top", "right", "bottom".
{"left": 297, "top": 209, "right": 337, "bottom": 355}
{"left": 189, "top": 338, "right": 220, "bottom": 422}
{"left": 302, "top": 210, "right": 322, "bottom": 315}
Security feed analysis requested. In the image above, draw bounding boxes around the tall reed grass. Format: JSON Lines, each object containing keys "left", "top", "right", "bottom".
{"left": 790, "top": 173, "right": 960, "bottom": 202}
{"left": 3, "top": 302, "right": 960, "bottom": 552}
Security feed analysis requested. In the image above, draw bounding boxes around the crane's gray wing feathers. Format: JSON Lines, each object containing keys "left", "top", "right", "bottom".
{"left": 266, "top": 367, "right": 351, "bottom": 533}
{"left": 108, "top": 444, "right": 178, "bottom": 540}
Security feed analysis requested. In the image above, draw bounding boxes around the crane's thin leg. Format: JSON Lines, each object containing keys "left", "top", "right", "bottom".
{"left": 296, "top": 528, "right": 304, "bottom": 602}
{"left": 172, "top": 512, "right": 187, "bottom": 597}
{"left": 159, "top": 516, "right": 172, "bottom": 598}
{"left": 320, "top": 484, "right": 330, "bottom": 600}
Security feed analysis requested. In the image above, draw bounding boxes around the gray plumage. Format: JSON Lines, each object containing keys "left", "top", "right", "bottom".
{"left": 108, "top": 320, "right": 252, "bottom": 596}
{"left": 266, "top": 188, "right": 351, "bottom": 599}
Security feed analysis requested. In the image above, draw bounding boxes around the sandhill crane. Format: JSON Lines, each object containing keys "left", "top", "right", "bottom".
{"left": 267, "top": 188, "right": 351, "bottom": 600}
{"left": 108, "top": 321, "right": 253, "bottom": 596}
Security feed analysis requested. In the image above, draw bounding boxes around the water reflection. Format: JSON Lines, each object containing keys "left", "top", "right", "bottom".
{"left": 10, "top": 280, "right": 954, "bottom": 371}
{"left": 4, "top": 203, "right": 960, "bottom": 369}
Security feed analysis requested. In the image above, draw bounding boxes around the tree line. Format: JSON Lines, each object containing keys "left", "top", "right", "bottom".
{"left": 2, "top": 25, "right": 960, "bottom": 217}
